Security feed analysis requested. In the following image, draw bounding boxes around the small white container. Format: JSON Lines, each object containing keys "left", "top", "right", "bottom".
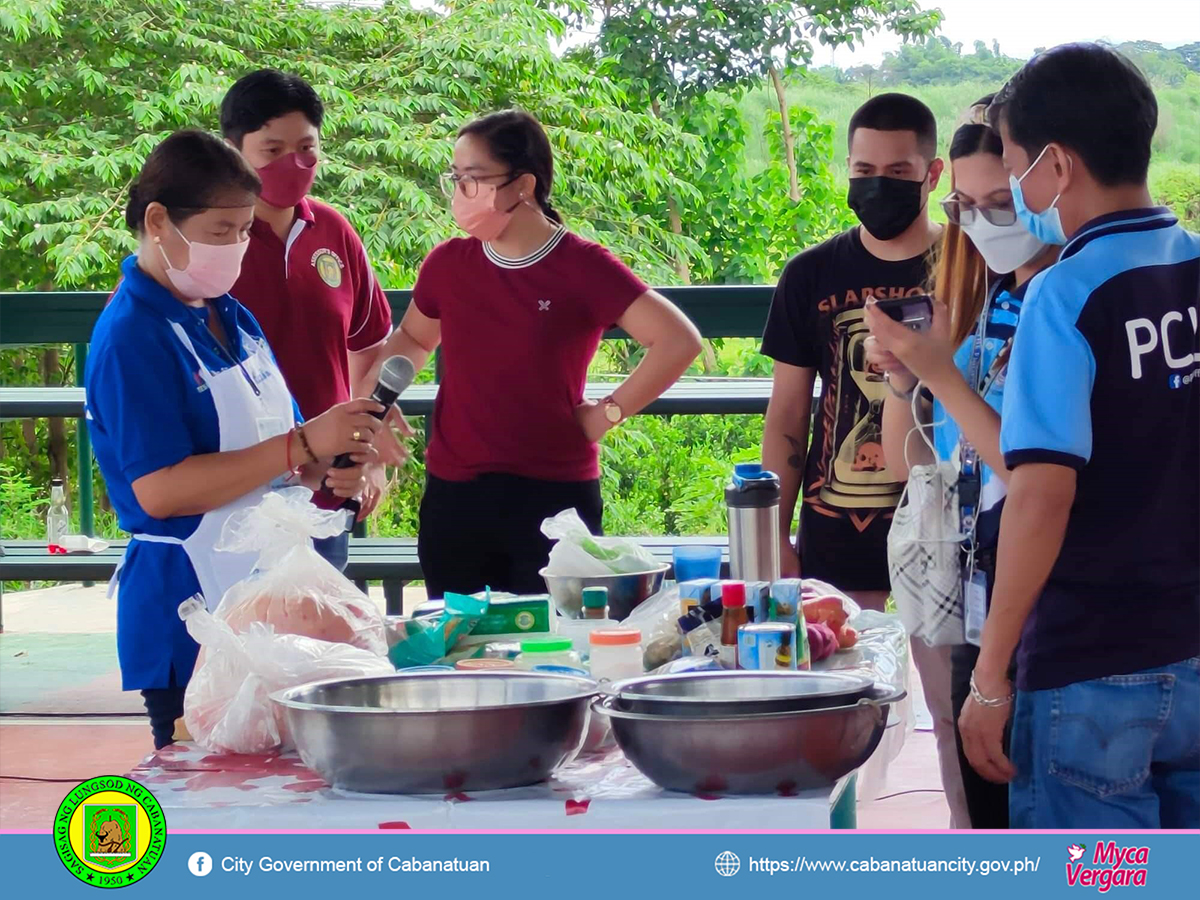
{"left": 514, "top": 638, "right": 581, "bottom": 671}
{"left": 588, "top": 628, "right": 643, "bottom": 683}
{"left": 556, "top": 617, "right": 618, "bottom": 662}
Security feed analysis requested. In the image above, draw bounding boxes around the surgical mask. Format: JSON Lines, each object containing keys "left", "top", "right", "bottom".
{"left": 1010, "top": 145, "right": 1068, "bottom": 246}
{"left": 451, "top": 182, "right": 520, "bottom": 242}
{"left": 960, "top": 215, "right": 1050, "bottom": 274}
{"left": 847, "top": 174, "right": 926, "bottom": 241}
{"left": 256, "top": 152, "right": 318, "bottom": 209}
{"left": 156, "top": 223, "right": 249, "bottom": 300}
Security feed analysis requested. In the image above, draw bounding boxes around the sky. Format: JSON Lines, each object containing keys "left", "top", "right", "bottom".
{"left": 812, "top": 0, "right": 1200, "bottom": 67}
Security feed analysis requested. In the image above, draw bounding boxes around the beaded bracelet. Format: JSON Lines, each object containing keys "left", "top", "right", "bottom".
{"left": 295, "top": 424, "right": 319, "bottom": 465}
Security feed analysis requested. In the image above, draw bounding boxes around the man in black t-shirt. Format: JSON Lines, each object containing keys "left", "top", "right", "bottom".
{"left": 761, "top": 96, "right": 971, "bottom": 830}
{"left": 761, "top": 93, "right": 944, "bottom": 610}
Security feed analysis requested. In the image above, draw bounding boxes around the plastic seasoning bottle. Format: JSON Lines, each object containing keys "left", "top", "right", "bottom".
{"left": 588, "top": 628, "right": 643, "bottom": 682}
{"left": 581, "top": 586, "right": 609, "bottom": 620}
{"left": 46, "top": 477, "right": 69, "bottom": 552}
{"left": 515, "top": 638, "right": 581, "bottom": 670}
{"left": 719, "top": 581, "right": 748, "bottom": 669}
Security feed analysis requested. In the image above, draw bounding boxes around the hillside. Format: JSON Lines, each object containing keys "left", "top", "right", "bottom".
{"left": 740, "top": 38, "right": 1200, "bottom": 226}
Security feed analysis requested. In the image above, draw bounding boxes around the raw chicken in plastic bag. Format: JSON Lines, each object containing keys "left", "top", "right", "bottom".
{"left": 214, "top": 488, "right": 387, "bottom": 656}
{"left": 179, "top": 597, "right": 393, "bottom": 754}
{"left": 541, "top": 508, "right": 658, "bottom": 575}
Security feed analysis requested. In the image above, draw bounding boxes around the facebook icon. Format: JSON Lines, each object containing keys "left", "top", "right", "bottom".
{"left": 188, "top": 852, "right": 213, "bottom": 877}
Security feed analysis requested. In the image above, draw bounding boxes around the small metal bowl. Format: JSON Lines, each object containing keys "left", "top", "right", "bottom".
{"left": 596, "top": 685, "right": 905, "bottom": 795}
{"left": 610, "top": 670, "right": 876, "bottom": 717}
{"left": 540, "top": 564, "right": 670, "bottom": 620}
{"left": 273, "top": 671, "right": 597, "bottom": 794}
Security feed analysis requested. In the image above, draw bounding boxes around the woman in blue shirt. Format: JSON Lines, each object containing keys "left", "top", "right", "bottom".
{"left": 86, "top": 130, "right": 384, "bottom": 748}
{"left": 864, "top": 99, "right": 1058, "bottom": 827}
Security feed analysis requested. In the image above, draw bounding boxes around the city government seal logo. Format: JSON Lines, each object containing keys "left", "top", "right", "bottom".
{"left": 312, "top": 248, "right": 344, "bottom": 288}
{"left": 54, "top": 775, "right": 166, "bottom": 888}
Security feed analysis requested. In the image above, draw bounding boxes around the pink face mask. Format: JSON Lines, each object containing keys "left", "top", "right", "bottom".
{"left": 256, "top": 152, "right": 318, "bottom": 209}
{"left": 451, "top": 183, "right": 520, "bottom": 242}
{"left": 157, "top": 223, "right": 249, "bottom": 300}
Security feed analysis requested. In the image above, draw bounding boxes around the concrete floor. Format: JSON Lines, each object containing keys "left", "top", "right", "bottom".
{"left": 0, "top": 582, "right": 948, "bottom": 830}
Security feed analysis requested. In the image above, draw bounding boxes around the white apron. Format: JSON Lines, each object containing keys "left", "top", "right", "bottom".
{"left": 109, "top": 319, "right": 297, "bottom": 611}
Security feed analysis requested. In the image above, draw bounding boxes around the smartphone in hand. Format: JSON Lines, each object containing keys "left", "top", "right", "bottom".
{"left": 874, "top": 294, "right": 934, "bottom": 332}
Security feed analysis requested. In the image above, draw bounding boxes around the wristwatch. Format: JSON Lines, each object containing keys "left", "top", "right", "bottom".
{"left": 602, "top": 395, "right": 624, "bottom": 425}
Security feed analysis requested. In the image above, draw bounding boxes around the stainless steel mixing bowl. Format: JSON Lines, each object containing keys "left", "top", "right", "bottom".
{"left": 609, "top": 670, "right": 876, "bottom": 716}
{"left": 273, "top": 671, "right": 597, "bottom": 794}
{"left": 596, "top": 685, "right": 906, "bottom": 795}
{"left": 540, "top": 564, "right": 670, "bottom": 620}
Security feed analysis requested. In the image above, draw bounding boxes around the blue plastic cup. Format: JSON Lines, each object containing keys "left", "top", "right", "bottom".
{"left": 673, "top": 545, "right": 722, "bottom": 582}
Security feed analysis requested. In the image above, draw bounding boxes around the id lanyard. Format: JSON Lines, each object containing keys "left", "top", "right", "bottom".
{"left": 959, "top": 282, "right": 1011, "bottom": 644}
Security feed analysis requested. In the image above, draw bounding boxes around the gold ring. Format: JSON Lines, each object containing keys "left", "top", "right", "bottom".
{"left": 353, "top": 430, "right": 363, "bottom": 442}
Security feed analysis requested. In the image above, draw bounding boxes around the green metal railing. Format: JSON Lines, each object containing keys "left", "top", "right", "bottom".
{"left": 1, "top": 286, "right": 774, "bottom": 535}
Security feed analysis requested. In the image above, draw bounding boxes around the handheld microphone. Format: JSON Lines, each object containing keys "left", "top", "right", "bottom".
{"left": 324, "top": 355, "right": 415, "bottom": 516}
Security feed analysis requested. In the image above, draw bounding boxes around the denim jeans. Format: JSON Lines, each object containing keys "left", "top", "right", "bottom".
{"left": 1009, "top": 656, "right": 1200, "bottom": 828}
{"left": 312, "top": 530, "right": 350, "bottom": 573}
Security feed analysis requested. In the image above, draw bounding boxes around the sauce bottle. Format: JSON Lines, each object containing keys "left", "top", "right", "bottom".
{"left": 581, "top": 586, "right": 609, "bottom": 620}
{"left": 718, "top": 581, "right": 747, "bottom": 669}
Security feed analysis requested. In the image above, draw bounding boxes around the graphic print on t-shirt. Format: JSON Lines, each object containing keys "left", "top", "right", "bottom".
{"left": 808, "top": 288, "right": 923, "bottom": 529}
{"left": 761, "top": 226, "right": 933, "bottom": 585}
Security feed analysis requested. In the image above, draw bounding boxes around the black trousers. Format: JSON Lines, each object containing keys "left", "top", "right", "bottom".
{"left": 418, "top": 473, "right": 603, "bottom": 599}
{"left": 950, "top": 642, "right": 1013, "bottom": 828}
{"left": 140, "top": 669, "right": 186, "bottom": 750}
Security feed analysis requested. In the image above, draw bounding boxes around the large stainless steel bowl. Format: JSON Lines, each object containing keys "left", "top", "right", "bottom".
{"left": 610, "top": 670, "right": 876, "bottom": 717}
{"left": 596, "top": 685, "right": 905, "bottom": 795}
{"left": 273, "top": 672, "right": 597, "bottom": 794}
{"left": 540, "top": 564, "right": 670, "bottom": 620}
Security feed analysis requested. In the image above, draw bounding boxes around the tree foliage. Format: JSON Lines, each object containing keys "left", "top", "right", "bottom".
{"left": 0, "top": 0, "right": 706, "bottom": 290}
{"left": 569, "top": 1, "right": 940, "bottom": 107}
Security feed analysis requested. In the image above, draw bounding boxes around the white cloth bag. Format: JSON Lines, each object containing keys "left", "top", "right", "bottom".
{"left": 886, "top": 386, "right": 965, "bottom": 647}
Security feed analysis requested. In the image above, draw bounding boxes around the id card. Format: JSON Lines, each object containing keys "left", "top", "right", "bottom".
{"left": 964, "top": 571, "right": 987, "bottom": 648}
{"left": 256, "top": 416, "right": 287, "bottom": 442}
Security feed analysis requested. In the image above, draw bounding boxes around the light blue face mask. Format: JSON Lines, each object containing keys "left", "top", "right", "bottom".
{"left": 1010, "top": 144, "right": 1068, "bottom": 246}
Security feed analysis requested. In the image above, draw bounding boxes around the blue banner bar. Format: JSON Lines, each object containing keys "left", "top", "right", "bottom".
{"left": 2, "top": 832, "right": 1194, "bottom": 897}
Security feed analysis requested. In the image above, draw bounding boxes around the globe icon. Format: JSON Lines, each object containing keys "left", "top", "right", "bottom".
{"left": 714, "top": 850, "right": 741, "bottom": 877}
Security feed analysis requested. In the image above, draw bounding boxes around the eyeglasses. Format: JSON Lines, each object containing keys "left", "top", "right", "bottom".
{"left": 439, "top": 171, "right": 517, "bottom": 199}
{"left": 941, "top": 195, "right": 1018, "bottom": 227}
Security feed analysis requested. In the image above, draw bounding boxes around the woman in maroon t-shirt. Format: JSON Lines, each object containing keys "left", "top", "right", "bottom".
{"left": 375, "top": 110, "right": 701, "bottom": 597}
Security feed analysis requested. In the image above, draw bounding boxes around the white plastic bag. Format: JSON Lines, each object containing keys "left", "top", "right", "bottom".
{"left": 215, "top": 488, "right": 387, "bottom": 656}
{"left": 180, "top": 597, "right": 393, "bottom": 754}
{"left": 541, "top": 508, "right": 658, "bottom": 575}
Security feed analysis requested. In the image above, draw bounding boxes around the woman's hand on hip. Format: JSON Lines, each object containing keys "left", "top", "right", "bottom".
{"left": 303, "top": 399, "right": 385, "bottom": 461}
{"left": 574, "top": 399, "right": 612, "bottom": 443}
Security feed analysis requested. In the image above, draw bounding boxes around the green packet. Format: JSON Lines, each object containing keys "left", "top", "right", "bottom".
{"left": 388, "top": 590, "right": 489, "bottom": 669}
{"left": 459, "top": 594, "right": 552, "bottom": 644}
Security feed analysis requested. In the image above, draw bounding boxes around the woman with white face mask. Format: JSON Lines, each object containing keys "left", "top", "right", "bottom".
{"left": 85, "top": 130, "right": 384, "bottom": 749}
{"left": 863, "top": 97, "right": 1060, "bottom": 828}
{"left": 374, "top": 110, "right": 702, "bottom": 599}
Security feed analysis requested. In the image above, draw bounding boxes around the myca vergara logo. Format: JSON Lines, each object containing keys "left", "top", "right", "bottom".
{"left": 54, "top": 775, "right": 166, "bottom": 888}
{"left": 1065, "top": 841, "right": 1149, "bottom": 892}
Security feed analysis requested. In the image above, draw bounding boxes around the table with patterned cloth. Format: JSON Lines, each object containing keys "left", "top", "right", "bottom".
{"left": 126, "top": 743, "right": 857, "bottom": 830}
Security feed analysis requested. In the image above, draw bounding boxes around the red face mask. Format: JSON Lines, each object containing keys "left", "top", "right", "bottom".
{"left": 256, "top": 152, "right": 318, "bottom": 209}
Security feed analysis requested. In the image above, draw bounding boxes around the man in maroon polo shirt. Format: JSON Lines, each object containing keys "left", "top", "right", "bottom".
{"left": 221, "top": 70, "right": 397, "bottom": 570}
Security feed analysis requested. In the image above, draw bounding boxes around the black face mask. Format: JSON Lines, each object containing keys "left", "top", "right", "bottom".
{"left": 847, "top": 175, "right": 927, "bottom": 241}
